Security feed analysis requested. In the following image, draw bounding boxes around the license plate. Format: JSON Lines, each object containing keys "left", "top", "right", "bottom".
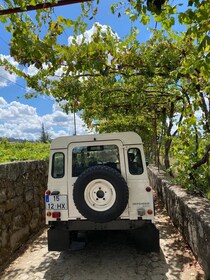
{"left": 45, "top": 195, "right": 68, "bottom": 210}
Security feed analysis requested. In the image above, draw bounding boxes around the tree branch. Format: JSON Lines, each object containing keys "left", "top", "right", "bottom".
{"left": 192, "top": 144, "right": 210, "bottom": 170}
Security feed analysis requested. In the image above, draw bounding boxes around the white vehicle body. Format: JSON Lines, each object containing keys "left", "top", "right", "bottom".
{"left": 46, "top": 132, "right": 159, "bottom": 251}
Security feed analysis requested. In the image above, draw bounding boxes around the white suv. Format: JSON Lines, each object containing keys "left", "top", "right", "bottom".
{"left": 45, "top": 132, "right": 159, "bottom": 251}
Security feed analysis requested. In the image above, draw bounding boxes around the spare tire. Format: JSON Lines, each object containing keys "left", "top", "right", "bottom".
{"left": 73, "top": 165, "right": 129, "bottom": 223}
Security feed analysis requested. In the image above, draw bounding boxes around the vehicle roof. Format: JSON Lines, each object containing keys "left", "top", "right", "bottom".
{"left": 50, "top": 131, "right": 142, "bottom": 149}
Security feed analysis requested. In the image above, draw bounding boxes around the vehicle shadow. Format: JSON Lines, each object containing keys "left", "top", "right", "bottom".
{"left": 43, "top": 230, "right": 170, "bottom": 280}
{"left": 0, "top": 200, "right": 204, "bottom": 280}
{"left": 42, "top": 199, "right": 204, "bottom": 280}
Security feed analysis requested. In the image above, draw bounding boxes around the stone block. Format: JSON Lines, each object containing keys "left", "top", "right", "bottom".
{"left": 0, "top": 204, "right": 6, "bottom": 216}
{"left": 8, "top": 162, "right": 20, "bottom": 181}
{"left": 25, "top": 190, "right": 34, "bottom": 202}
{"left": 0, "top": 248, "right": 10, "bottom": 264}
{"left": 30, "top": 208, "right": 40, "bottom": 230}
{"left": 12, "top": 215, "right": 26, "bottom": 231}
{"left": 10, "top": 225, "right": 30, "bottom": 251}
{"left": 15, "top": 183, "right": 25, "bottom": 196}
{"left": 0, "top": 164, "right": 7, "bottom": 179}
{"left": 0, "top": 190, "right": 7, "bottom": 204}
{"left": 7, "top": 184, "right": 16, "bottom": 199}
{"left": 1, "top": 229, "right": 9, "bottom": 247}
{"left": 5, "top": 200, "right": 13, "bottom": 211}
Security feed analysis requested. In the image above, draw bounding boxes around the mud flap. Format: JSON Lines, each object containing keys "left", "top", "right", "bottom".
{"left": 130, "top": 223, "right": 160, "bottom": 252}
{"left": 48, "top": 228, "right": 71, "bottom": 251}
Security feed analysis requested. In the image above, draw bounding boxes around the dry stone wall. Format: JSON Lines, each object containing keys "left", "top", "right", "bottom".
{"left": 0, "top": 160, "right": 48, "bottom": 267}
{"left": 148, "top": 165, "right": 210, "bottom": 279}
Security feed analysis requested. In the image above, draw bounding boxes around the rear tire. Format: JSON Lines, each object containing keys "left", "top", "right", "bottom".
{"left": 73, "top": 165, "right": 129, "bottom": 223}
{"left": 130, "top": 223, "right": 160, "bottom": 252}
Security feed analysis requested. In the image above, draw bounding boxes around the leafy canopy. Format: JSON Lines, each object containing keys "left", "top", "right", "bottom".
{"left": 0, "top": 0, "right": 209, "bottom": 197}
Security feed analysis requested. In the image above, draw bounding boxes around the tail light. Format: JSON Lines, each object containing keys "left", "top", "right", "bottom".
{"left": 147, "top": 209, "right": 153, "bottom": 215}
{"left": 52, "top": 212, "right": 61, "bottom": 218}
{"left": 146, "top": 186, "right": 152, "bottom": 192}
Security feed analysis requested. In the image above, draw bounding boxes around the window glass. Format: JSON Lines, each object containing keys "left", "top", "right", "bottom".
{"left": 128, "top": 148, "right": 144, "bottom": 175}
{"left": 72, "top": 145, "right": 120, "bottom": 177}
{"left": 52, "top": 152, "right": 65, "bottom": 178}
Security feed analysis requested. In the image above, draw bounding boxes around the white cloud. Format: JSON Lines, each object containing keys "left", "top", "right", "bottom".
{"left": 0, "top": 97, "right": 90, "bottom": 140}
{"left": 23, "top": 64, "right": 39, "bottom": 76}
{"left": 0, "top": 55, "right": 19, "bottom": 87}
{"left": 68, "top": 22, "right": 119, "bottom": 45}
{"left": 0, "top": 97, "right": 7, "bottom": 106}
{"left": 0, "top": 100, "right": 37, "bottom": 121}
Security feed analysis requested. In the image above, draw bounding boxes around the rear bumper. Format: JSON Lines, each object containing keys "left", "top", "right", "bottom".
{"left": 47, "top": 220, "right": 159, "bottom": 252}
{"left": 48, "top": 219, "right": 152, "bottom": 230}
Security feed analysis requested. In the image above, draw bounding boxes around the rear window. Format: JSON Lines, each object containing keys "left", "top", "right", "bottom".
{"left": 72, "top": 145, "right": 120, "bottom": 177}
{"left": 52, "top": 152, "right": 65, "bottom": 178}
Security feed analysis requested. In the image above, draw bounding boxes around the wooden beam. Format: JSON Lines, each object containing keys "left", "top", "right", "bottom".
{"left": 0, "top": 0, "right": 92, "bottom": 16}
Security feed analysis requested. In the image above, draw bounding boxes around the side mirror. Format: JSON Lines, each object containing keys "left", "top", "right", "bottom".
{"left": 146, "top": 159, "right": 149, "bottom": 166}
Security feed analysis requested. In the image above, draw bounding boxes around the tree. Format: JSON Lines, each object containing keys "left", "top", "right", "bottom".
{"left": 40, "top": 123, "right": 50, "bottom": 143}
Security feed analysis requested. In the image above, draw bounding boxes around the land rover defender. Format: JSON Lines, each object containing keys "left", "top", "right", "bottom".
{"left": 45, "top": 132, "right": 159, "bottom": 251}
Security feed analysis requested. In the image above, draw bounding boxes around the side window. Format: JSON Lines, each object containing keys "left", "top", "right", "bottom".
{"left": 128, "top": 148, "right": 144, "bottom": 175}
{"left": 52, "top": 152, "right": 65, "bottom": 178}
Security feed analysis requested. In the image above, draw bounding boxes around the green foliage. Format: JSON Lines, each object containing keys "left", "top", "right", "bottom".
{"left": 0, "top": 139, "right": 50, "bottom": 163}
{"left": 171, "top": 129, "right": 210, "bottom": 197}
{"left": 0, "top": 1, "right": 209, "bottom": 198}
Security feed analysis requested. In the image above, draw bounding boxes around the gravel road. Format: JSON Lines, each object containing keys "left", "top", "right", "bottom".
{"left": 0, "top": 200, "right": 205, "bottom": 280}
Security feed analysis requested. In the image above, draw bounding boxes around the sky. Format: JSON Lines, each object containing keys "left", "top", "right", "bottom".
{"left": 0, "top": 0, "right": 183, "bottom": 141}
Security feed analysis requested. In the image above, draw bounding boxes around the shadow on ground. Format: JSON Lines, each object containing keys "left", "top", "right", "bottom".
{"left": 0, "top": 200, "right": 204, "bottom": 280}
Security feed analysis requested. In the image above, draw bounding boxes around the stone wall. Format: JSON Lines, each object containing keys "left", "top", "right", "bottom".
{"left": 0, "top": 160, "right": 48, "bottom": 267}
{"left": 1, "top": 160, "right": 209, "bottom": 278}
{"left": 148, "top": 165, "right": 210, "bottom": 279}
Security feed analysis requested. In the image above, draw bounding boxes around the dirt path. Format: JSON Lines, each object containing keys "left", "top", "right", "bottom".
{"left": 0, "top": 200, "right": 205, "bottom": 280}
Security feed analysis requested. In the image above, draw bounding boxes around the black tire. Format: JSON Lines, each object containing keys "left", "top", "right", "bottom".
{"left": 130, "top": 223, "right": 160, "bottom": 252}
{"left": 73, "top": 165, "right": 129, "bottom": 223}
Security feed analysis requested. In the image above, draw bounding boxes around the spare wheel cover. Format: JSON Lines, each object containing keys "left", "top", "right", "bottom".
{"left": 73, "top": 165, "right": 129, "bottom": 223}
